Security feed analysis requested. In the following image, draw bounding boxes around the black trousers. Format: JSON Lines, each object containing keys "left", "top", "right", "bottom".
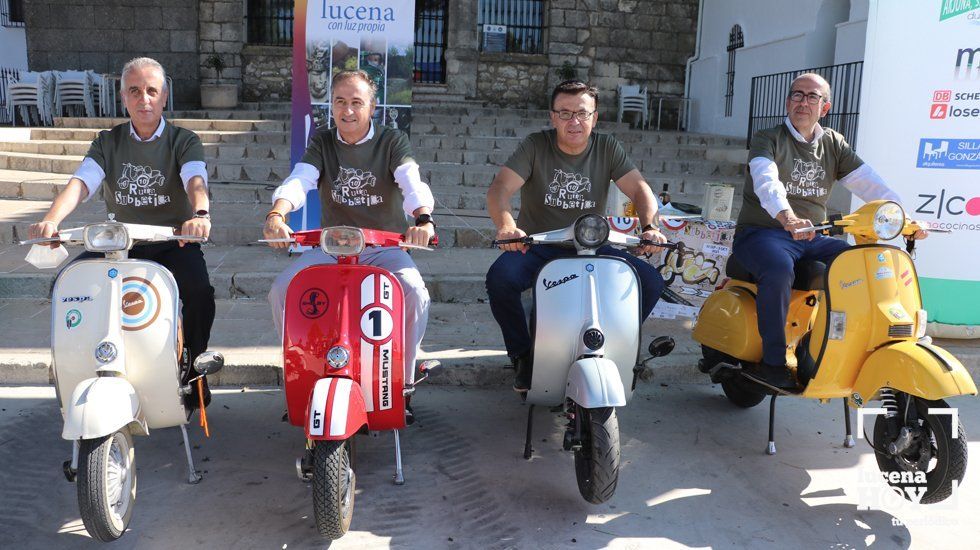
{"left": 76, "top": 242, "right": 216, "bottom": 368}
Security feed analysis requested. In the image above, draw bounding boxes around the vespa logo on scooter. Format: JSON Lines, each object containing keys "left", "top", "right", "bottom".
{"left": 120, "top": 277, "right": 161, "bottom": 331}
{"left": 543, "top": 273, "right": 579, "bottom": 290}
{"left": 300, "top": 288, "right": 329, "bottom": 319}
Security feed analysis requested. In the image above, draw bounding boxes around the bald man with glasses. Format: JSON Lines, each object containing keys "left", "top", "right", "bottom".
{"left": 484, "top": 80, "right": 668, "bottom": 392}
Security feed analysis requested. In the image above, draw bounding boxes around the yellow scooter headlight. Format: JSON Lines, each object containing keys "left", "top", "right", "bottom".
{"left": 872, "top": 201, "right": 905, "bottom": 241}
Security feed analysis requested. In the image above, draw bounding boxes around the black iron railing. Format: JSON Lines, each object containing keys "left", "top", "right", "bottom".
{"left": 477, "top": 0, "right": 544, "bottom": 54}
{"left": 747, "top": 61, "right": 864, "bottom": 148}
{"left": 1, "top": 0, "right": 24, "bottom": 27}
{"left": 415, "top": 0, "right": 448, "bottom": 83}
{"left": 246, "top": 0, "right": 293, "bottom": 46}
{"left": 0, "top": 66, "right": 19, "bottom": 124}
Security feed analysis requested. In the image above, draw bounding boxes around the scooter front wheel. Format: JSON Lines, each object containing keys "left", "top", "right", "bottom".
{"left": 873, "top": 396, "right": 967, "bottom": 504}
{"left": 312, "top": 439, "right": 355, "bottom": 539}
{"left": 77, "top": 430, "right": 137, "bottom": 542}
{"left": 573, "top": 406, "right": 620, "bottom": 504}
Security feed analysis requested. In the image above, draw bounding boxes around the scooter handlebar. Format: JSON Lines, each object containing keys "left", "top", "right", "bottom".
{"left": 491, "top": 236, "right": 534, "bottom": 247}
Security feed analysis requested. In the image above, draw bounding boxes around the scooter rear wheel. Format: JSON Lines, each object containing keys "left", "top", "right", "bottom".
{"left": 721, "top": 377, "right": 767, "bottom": 408}
{"left": 573, "top": 406, "right": 620, "bottom": 504}
{"left": 873, "top": 396, "right": 967, "bottom": 504}
{"left": 312, "top": 439, "right": 355, "bottom": 539}
{"left": 77, "top": 430, "right": 137, "bottom": 542}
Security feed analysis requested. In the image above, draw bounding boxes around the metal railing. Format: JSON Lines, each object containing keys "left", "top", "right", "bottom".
{"left": 477, "top": 0, "right": 545, "bottom": 54}
{"left": 246, "top": 0, "right": 293, "bottom": 46}
{"left": 0, "top": 66, "right": 19, "bottom": 124}
{"left": 747, "top": 61, "right": 864, "bottom": 148}
{"left": 1, "top": 0, "right": 25, "bottom": 28}
{"left": 415, "top": 0, "right": 449, "bottom": 83}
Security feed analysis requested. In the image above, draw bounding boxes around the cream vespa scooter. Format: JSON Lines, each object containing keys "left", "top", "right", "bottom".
{"left": 21, "top": 217, "right": 223, "bottom": 541}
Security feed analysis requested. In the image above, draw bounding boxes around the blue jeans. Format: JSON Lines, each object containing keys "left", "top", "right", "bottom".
{"left": 485, "top": 245, "right": 665, "bottom": 358}
{"left": 732, "top": 227, "right": 850, "bottom": 365}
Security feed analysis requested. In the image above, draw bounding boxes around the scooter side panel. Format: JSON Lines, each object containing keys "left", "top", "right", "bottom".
{"left": 691, "top": 282, "right": 762, "bottom": 361}
{"left": 528, "top": 257, "right": 639, "bottom": 407}
{"left": 284, "top": 264, "right": 405, "bottom": 432}
{"left": 52, "top": 259, "right": 184, "bottom": 430}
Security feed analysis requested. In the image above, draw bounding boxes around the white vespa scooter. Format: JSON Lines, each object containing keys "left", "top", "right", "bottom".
{"left": 493, "top": 214, "right": 675, "bottom": 503}
{"left": 20, "top": 217, "right": 223, "bottom": 542}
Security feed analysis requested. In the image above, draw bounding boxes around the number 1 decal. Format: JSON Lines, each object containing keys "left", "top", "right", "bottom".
{"left": 360, "top": 306, "right": 393, "bottom": 341}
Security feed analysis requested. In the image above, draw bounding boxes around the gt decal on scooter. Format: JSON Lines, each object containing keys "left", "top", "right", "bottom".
{"left": 543, "top": 273, "right": 579, "bottom": 290}
{"left": 66, "top": 309, "right": 82, "bottom": 329}
{"left": 121, "top": 277, "right": 161, "bottom": 331}
{"left": 361, "top": 273, "right": 395, "bottom": 309}
{"left": 299, "top": 288, "right": 328, "bottom": 319}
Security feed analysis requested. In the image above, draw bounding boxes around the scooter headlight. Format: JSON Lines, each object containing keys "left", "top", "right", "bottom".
{"left": 872, "top": 201, "right": 905, "bottom": 241}
{"left": 573, "top": 214, "right": 610, "bottom": 248}
{"left": 95, "top": 341, "right": 117, "bottom": 364}
{"left": 83, "top": 223, "right": 129, "bottom": 252}
{"left": 320, "top": 227, "right": 365, "bottom": 256}
{"left": 326, "top": 346, "right": 350, "bottom": 369}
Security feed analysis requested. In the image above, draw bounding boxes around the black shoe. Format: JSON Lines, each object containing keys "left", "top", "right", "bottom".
{"left": 513, "top": 353, "right": 532, "bottom": 393}
{"left": 743, "top": 362, "right": 797, "bottom": 390}
{"left": 405, "top": 395, "right": 415, "bottom": 426}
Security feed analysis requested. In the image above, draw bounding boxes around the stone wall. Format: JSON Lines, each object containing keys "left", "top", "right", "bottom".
{"left": 198, "top": 0, "right": 242, "bottom": 99}
{"left": 23, "top": 0, "right": 200, "bottom": 108}
{"left": 242, "top": 45, "right": 291, "bottom": 102}
{"left": 447, "top": 0, "right": 699, "bottom": 110}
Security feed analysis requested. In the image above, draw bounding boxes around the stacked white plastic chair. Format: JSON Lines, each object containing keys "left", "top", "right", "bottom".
{"left": 54, "top": 70, "right": 96, "bottom": 118}
{"left": 99, "top": 73, "right": 121, "bottom": 117}
{"left": 616, "top": 84, "right": 649, "bottom": 129}
{"left": 7, "top": 71, "right": 56, "bottom": 126}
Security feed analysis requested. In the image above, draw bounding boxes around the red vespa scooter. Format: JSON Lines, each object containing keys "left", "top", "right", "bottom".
{"left": 266, "top": 226, "right": 439, "bottom": 539}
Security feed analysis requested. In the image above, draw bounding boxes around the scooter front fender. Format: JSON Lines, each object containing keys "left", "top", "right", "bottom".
{"left": 306, "top": 377, "right": 368, "bottom": 440}
{"left": 565, "top": 357, "right": 627, "bottom": 408}
{"left": 852, "top": 341, "right": 978, "bottom": 403}
{"left": 62, "top": 377, "right": 147, "bottom": 440}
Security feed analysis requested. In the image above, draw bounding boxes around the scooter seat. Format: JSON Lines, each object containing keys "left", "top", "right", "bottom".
{"left": 725, "top": 256, "right": 826, "bottom": 291}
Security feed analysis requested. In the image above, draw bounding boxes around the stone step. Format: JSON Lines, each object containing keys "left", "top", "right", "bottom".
{"left": 237, "top": 101, "right": 292, "bottom": 111}
{"left": 53, "top": 117, "right": 287, "bottom": 133}
{"left": 30, "top": 128, "right": 289, "bottom": 145}
{"left": 167, "top": 109, "right": 291, "bottom": 120}
{"left": 0, "top": 140, "right": 292, "bottom": 163}
{"left": 0, "top": 152, "right": 81, "bottom": 175}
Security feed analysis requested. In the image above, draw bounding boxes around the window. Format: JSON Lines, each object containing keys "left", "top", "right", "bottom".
{"left": 725, "top": 24, "right": 744, "bottom": 117}
{"left": 2, "top": 0, "right": 25, "bottom": 28}
{"left": 415, "top": 0, "right": 449, "bottom": 83}
{"left": 246, "top": 0, "right": 293, "bottom": 46}
{"left": 477, "top": 0, "right": 545, "bottom": 54}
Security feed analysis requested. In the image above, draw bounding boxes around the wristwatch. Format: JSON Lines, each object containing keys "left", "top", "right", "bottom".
{"left": 193, "top": 210, "right": 210, "bottom": 220}
{"left": 414, "top": 213, "right": 435, "bottom": 228}
{"left": 642, "top": 223, "right": 658, "bottom": 232}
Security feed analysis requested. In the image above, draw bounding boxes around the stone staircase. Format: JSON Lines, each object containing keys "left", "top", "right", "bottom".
{"left": 0, "top": 103, "right": 751, "bottom": 383}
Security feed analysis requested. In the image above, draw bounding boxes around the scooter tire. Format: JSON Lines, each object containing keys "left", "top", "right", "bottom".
{"left": 312, "top": 439, "right": 355, "bottom": 539}
{"left": 573, "top": 406, "right": 620, "bottom": 504}
{"left": 873, "top": 396, "right": 967, "bottom": 504}
{"left": 77, "top": 430, "right": 137, "bottom": 542}
{"left": 721, "top": 377, "right": 767, "bottom": 408}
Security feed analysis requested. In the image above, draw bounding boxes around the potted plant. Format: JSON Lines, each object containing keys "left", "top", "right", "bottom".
{"left": 201, "top": 54, "right": 238, "bottom": 109}
{"left": 555, "top": 61, "right": 577, "bottom": 82}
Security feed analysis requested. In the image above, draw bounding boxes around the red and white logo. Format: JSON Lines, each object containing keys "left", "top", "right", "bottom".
{"left": 933, "top": 90, "right": 952, "bottom": 102}
{"left": 930, "top": 104, "right": 949, "bottom": 119}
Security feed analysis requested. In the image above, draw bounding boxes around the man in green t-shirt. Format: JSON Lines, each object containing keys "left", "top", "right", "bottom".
{"left": 733, "top": 72, "right": 924, "bottom": 389}
{"left": 27, "top": 57, "right": 215, "bottom": 407}
{"left": 263, "top": 70, "right": 435, "bottom": 423}
{"left": 485, "top": 80, "right": 668, "bottom": 392}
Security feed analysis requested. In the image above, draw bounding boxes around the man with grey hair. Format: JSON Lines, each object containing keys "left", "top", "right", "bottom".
{"left": 28, "top": 56, "right": 216, "bottom": 408}
{"left": 731, "top": 72, "right": 924, "bottom": 389}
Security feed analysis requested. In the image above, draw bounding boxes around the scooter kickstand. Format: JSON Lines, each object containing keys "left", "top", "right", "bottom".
{"left": 766, "top": 395, "right": 777, "bottom": 455}
{"left": 393, "top": 430, "right": 405, "bottom": 486}
{"left": 842, "top": 397, "right": 856, "bottom": 448}
{"left": 523, "top": 405, "right": 535, "bottom": 460}
{"left": 180, "top": 424, "right": 203, "bottom": 484}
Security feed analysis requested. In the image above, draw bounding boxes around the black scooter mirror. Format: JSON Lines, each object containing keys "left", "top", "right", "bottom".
{"left": 648, "top": 336, "right": 675, "bottom": 358}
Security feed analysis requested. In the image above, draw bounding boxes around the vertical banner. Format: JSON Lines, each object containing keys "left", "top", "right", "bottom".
{"left": 291, "top": 1, "right": 416, "bottom": 231}
{"left": 857, "top": 0, "right": 980, "bottom": 329}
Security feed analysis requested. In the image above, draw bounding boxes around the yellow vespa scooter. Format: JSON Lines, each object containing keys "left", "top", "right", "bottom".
{"left": 693, "top": 200, "right": 976, "bottom": 504}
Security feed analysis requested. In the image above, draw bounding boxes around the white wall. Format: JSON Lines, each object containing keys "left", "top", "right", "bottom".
{"left": 689, "top": 0, "right": 867, "bottom": 138}
{"left": 0, "top": 26, "right": 28, "bottom": 69}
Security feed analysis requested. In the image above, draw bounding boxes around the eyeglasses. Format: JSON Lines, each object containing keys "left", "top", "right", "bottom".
{"left": 788, "top": 91, "right": 825, "bottom": 105}
{"left": 551, "top": 110, "right": 595, "bottom": 121}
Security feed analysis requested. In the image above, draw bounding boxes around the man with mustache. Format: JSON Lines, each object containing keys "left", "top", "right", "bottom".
{"left": 27, "top": 57, "right": 215, "bottom": 408}
{"left": 732, "top": 72, "right": 925, "bottom": 389}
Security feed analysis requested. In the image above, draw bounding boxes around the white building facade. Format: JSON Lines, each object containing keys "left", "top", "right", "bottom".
{"left": 687, "top": 0, "right": 869, "bottom": 139}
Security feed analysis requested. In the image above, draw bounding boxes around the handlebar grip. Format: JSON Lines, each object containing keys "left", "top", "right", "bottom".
{"left": 639, "top": 239, "right": 679, "bottom": 250}
{"left": 491, "top": 237, "right": 533, "bottom": 247}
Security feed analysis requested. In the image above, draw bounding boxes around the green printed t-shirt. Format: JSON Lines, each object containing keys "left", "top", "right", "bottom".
{"left": 87, "top": 122, "right": 204, "bottom": 226}
{"left": 505, "top": 129, "right": 635, "bottom": 235}
{"left": 737, "top": 124, "right": 864, "bottom": 229}
{"left": 301, "top": 126, "right": 413, "bottom": 233}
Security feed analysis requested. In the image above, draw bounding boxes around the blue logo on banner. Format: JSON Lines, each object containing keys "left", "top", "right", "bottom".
{"left": 916, "top": 138, "right": 980, "bottom": 170}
